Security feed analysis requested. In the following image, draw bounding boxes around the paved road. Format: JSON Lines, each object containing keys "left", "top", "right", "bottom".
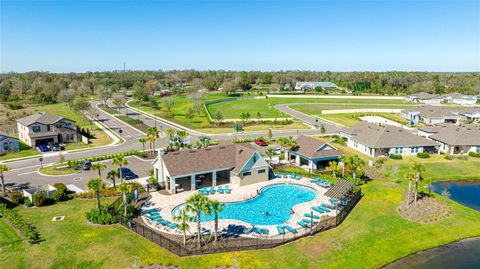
{"left": 274, "top": 104, "right": 341, "bottom": 134}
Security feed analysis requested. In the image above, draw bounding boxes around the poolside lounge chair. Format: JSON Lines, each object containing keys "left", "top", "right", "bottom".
{"left": 198, "top": 189, "right": 205, "bottom": 195}
{"left": 202, "top": 186, "right": 208, "bottom": 195}
{"left": 218, "top": 185, "right": 224, "bottom": 194}
{"left": 261, "top": 228, "right": 269, "bottom": 236}
{"left": 302, "top": 218, "right": 312, "bottom": 223}
{"left": 297, "top": 221, "right": 309, "bottom": 228}
{"left": 209, "top": 186, "right": 215, "bottom": 194}
{"left": 225, "top": 185, "right": 231, "bottom": 194}
{"left": 277, "top": 225, "right": 285, "bottom": 235}
{"left": 296, "top": 175, "right": 302, "bottom": 180}
{"left": 243, "top": 226, "right": 255, "bottom": 235}
{"left": 168, "top": 223, "right": 179, "bottom": 229}
{"left": 141, "top": 208, "right": 158, "bottom": 215}
{"left": 290, "top": 172, "right": 296, "bottom": 179}
{"left": 252, "top": 227, "right": 262, "bottom": 235}
{"left": 320, "top": 206, "right": 331, "bottom": 213}
{"left": 304, "top": 213, "right": 320, "bottom": 219}
{"left": 283, "top": 173, "right": 287, "bottom": 178}
{"left": 312, "top": 207, "right": 325, "bottom": 213}
{"left": 284, "top": 225, "right": 298, "bottom": 234}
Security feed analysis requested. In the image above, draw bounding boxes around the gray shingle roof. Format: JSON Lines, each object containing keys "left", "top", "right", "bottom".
{"left": 17, "top": 112, "right": 72, "bottom": 126}
{"left": 401, "top": 106, "right": 461, "bottom": 118}
{"left": 161, "top": 144, "right": 260, "bottom": 177}
{"left": 428, "top": 125, "right": 480, "bottom": 146}
{"left": 292, "top": 135, "right": 343, "bottom": 159}
{"left": 342, "top": 122, "right": 439, "bottom": 148}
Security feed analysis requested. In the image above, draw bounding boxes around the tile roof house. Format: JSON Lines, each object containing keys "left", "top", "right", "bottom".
{"left": 339, "top": 122, "right": 439, "bottom": 157}
{"left": 0, "top": 134, "right": 19, "bottom": 154}
{"left": 153, "top": 143, "right": 270, "bottom": 194}
{"left": 287, "top": 135, "right": 343, "bottom": 170}
{"left": 405, "top": 92, "right": 443, "bottom": 105}
{"left": 442, "top": 93, "right": 478, "bottom": 105}
{"left": 418, "top": 124, "right": 480, "bottom": 155}
{"left": 16, "top": 112, "right": 80, "bottom": 147}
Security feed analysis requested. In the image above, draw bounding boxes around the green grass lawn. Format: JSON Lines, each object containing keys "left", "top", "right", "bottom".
{"left": 207, "top": 97, "right": 414, "bottom": 119}
{"left": 116, "top": 115, "right": 150, "bottom": 133}
{"left": 38, "top": 165, "right": 78, "bottom": 176}
{"left": 129, "top": 93, "right": 228, "bottom": 128}
{"left": 2, "top": 172, "right": 480, "bottom": 268}
{"left": 315, "top": 112, "right": 407, "bottom": 127}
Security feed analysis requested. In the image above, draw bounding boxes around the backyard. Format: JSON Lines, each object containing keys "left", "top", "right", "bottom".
{"left": 1, "top": 172, "right": 480, "bottom": 268}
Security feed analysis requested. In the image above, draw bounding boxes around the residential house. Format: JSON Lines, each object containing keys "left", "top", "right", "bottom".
{"left": 153, "top": 143, "right": 270, "bottom": 194}
{"left": 418, "top": 124, "right": 480, "bottom": 155}
{"left": 405, "top": 92, "right": 443, "bottom": 105}
{"left": 339, "top": 122, "right": 439, "bottom": 157}
{"left": 287, "top": 135, "right": 343, "bottom": 171}
{"left": 401, "top": 106, "right": 462, "bottom": 125}
{"left": 0, "top": 134, "right": 20, "bottom": 154}
{"left": 459, "top": 108, "right": 480, "bottom": 122}
{"left": 294, "top": 81, "right": 338, "bottom": 92}
{"left": 442, "top": 93, "right": 478, "bottom": 105}
{"left": 16, "top": 112, "right": 80, "bottom": 147}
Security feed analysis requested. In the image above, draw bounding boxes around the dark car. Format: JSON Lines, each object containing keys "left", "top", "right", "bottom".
{"left": 255, "top": 139, "right": 268, "bottom": 146}
{"left": 78, "top": 160, "right": 92, "bottom": 170}
{"left": 37, "top": 144, "right": 50, "bottom": 152}
{"left": 49, "top": 142, "right": 61, "bottom": 151}
{"left": 120, "top": 167, "right": 138, "bottom": 180}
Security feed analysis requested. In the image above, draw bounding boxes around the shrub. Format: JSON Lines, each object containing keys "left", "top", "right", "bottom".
{"left": 74, "top": 182, "right": 145, "bottom": 199}
{"left": 468, "top": 151, "right": 480, "bottom": 158}
{"left": 52, "top": 189, "right": 68, "bottom": 202}
{"left": 417, "top": 152, "right": 430, "bottom": 159}
{"left": 33, "top": 192, "right": 49, "bottom": 207}
{"left": 6, "top": 101, "right": 23, "bottom": 110}
{"left": 0, "top": 203, "right": 41, "bottom": 243}
{"left": 53, "top": 183, "right": 67, "bottom": 193}
{"left": 9, "top": 191, "right": 24, "bottom": 204}
{"left": 85, "top": 205, "right": 117, "bottom": 225}
{"left": 24, "top": 198, "right": 33, "bottom": 207}
{"left": 389, "top": 154, "right": 403, "bottom": 160}
{"left": 444, "top": 154, "right": 454, "bottom": 160}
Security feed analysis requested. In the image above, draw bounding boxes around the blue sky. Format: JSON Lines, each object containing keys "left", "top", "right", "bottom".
{"left": 1, "top": 0, "right": 479, "bottom": 72}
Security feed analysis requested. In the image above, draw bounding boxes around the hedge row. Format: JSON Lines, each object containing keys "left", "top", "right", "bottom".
{"left": 231, "top": 136, "right": 270, "bottom": 144}
{"left": 67, "top": 150, "right": 145, "bottom": 168}
{"left": 0, "top": 203, "right": 41, "bottom": 244}
{"left": 469, "top": 151, "right": 480, "bottom": 158}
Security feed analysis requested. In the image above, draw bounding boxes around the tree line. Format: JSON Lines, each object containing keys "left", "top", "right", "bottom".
{"left": 1, "top": 70, "right": 479, "bottom": 106}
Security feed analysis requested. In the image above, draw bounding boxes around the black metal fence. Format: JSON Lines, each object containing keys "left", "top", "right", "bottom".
{"left": 116, "top": 188, "right": 362, "bottom": 256}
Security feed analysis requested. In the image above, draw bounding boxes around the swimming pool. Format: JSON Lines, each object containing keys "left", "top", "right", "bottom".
{"left": 172, "top": 184, "right": 317, "bottom": 226}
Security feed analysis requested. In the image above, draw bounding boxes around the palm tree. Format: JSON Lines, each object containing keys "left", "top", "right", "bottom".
{"left": 410, "top": 162, "right": 426, "bottom": 205}
{"left": 112, "top": 156, "right": 128, "bottom": 183}
{"left": 185, "top": 193, "right": 211, "bottom": 248}
{"left": 138, "top": 138, "right": 147, "bottom": 152}
{"left": 165, "top": 128, "right": 176, "bottom": 137}
{"left": 339, "top": 155, "right": 352, "bottom": 177}
{"left": 107, "top": 169, "right": 119, "bottom": 188}
{"left": 147, "top": 127, "right": 159, "bottom": 153}
{"left": 177, "top": 130, "right": 189, "bottom": 140}
{"left": 168, "top": 133, "right": 183, "bottom": 152}
{"left": 265, "top": 148, "right": 276, "bottom": 163}
{"left": 349, "top": 155, "right": 365, "bottom": 179}
{"left": 0, "top": 163, "right": 11, "bottom": 195}
{"left": 326, "top": 161, "right": 339, "bottom": 179}
{"left": 209, "top": 199, "right": 225, "bottom": 242}
{"left": 87, "top": 178, "right": 105, "bottom": 212}
{"left": 404, "top": 171, "right": 415, "bottom": 206}
{"left": 173, "top": 209, "right": 194, "bottom": 247}
{"left": 91, "top": 162, "right": 107, "bottom": 179}
{"left": 117, "top": 183, "right": 134, "bottom": 216}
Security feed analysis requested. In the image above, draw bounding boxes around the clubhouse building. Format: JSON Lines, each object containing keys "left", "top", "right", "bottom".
{"left": 153, "top": 143, "right": 270, "bottom": 194}
{"left": 287, "top": 135, "right": 343, "bottom": 171}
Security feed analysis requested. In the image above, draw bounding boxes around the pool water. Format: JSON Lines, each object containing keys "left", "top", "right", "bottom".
{"left": 173, "top": 184, "right": 317, "bottom": 225}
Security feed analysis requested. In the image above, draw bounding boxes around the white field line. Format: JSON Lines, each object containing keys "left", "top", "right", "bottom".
{"left": 266, "top": 94, "right": 405, "bottom": 100}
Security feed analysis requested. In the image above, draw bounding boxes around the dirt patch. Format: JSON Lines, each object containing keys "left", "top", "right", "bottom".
{"left": 398, "top": 197, "right": 451, "bottom": 224}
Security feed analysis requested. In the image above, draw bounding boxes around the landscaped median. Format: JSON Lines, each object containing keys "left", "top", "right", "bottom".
{"left": 38, "top": 150, "right": 147, "bottom": 176}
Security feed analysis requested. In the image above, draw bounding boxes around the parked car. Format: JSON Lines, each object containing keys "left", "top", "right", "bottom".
{"left": 120, "top": 167, "right": 138, "bottom": 180}
{"left": 37, "top": 144, "right": 50, "bottom": 152}
{"left": 78, "top": 160, "right": 92, "bottom": 170}
{"left": 49, "top": 142, "right": 61, "bottom": 151}
{"left": 255, "top": 139, "right": 268, "bottom": 146}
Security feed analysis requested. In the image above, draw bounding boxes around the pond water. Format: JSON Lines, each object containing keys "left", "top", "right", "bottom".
{"left": 383, "top": 237, "right": 480, "bottom": 269}
{"left": 431, "top": 180, "right": 480, "bottom": 211}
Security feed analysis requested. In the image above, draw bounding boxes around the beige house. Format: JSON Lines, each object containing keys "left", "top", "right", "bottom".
{"left": 418, "top": 124, "right": 480, "bottom": 155}
{"left": 339, "top": 122, "right": 440, "bottom": 157}
{"left": 153, "top": 143, "right": 270, "bottom": 194}
{"left": 17, "top": 112, "right": 80, "bottom": 147}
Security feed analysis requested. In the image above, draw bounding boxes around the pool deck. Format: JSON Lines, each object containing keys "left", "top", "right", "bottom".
{"left": 141, "top": 177, "right": 338, "bottom": 237}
